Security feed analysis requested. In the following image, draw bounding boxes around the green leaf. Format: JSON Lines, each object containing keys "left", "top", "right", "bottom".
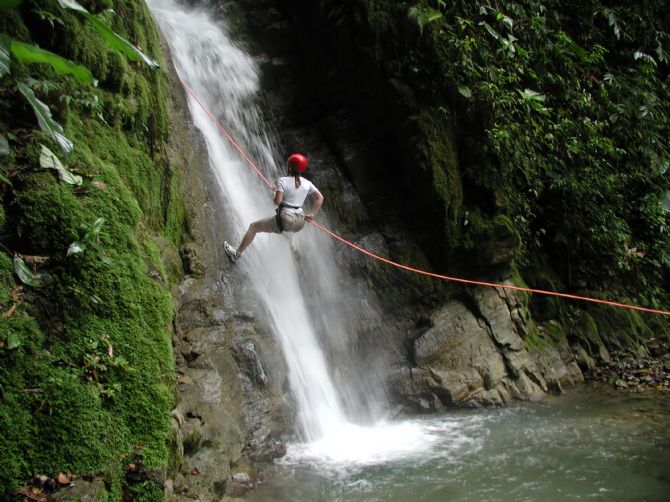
{"left": 11, "top": 41, "right": 94, "bottom": 84}
{"left": 13, "top": 255, "right": 43, "bottom": 287}
{"left": 85, "top": 14, "right": 159, "bottom": 68}
{"left": 0, "top": 134, "right": 8, "bottom": 155}
{"left": 90, "top": 217, "right": 105, "bottom": 236}
{"left": 7, "top": 331, "right": 21, "bottom": 349}
{"left": 58, "top": 0, "right": 159, "bottom": 68}
{"left": 482, "top": 21, "right": 501, "bottom": 41}
{"left": 661, "top": 191, "right": 670, "bottom": 213}
{"left": 520, "top": 88, "right": 546, "bottom": 102}
{"left": 17, "top": 81, "right": 73, "bottom": 155}
{"left": 0, "top": 0, "right": 23, "bottom": 7}
{"left": 634, "top": 51, "right": 657, "bottom": 66}
{"left": 0, "top": 34, "right": 9, "bottom": 77}
{"left": 39, "top": 144, "right": 82, "bottom": 185}
{"left": 458, "top": 85, "right": 472, "bottom": 99}
{"left": 67, "top": 241, "right": 85, "bottom": 255}
{"left": 408, "top": 6, "right": 443, "bottom": 35}
{"left": 57, "top": 0, "right": 87, "bottom": 13}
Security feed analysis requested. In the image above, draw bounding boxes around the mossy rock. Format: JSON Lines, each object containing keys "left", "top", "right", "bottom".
{"left": 587, "top": 304, "right": 654, "bottom": 351}
{"left": 468, "top": 213, "right": 520, "bottom": 267}
{"left": 527, "top": 271, "right": 562, "bottom": 321}
{"left": 545, "top": 319, "right": 567, "bottom": 343}
{"left": 0, "top": 0, "right": 181, "bottom": 497}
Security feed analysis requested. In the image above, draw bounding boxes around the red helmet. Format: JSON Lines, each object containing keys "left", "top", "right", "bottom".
{"left": 287, "top": 153, "right": 308, "bottom": 173}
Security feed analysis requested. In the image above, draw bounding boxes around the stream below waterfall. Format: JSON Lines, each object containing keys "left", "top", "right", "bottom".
{"left": 249, "top": 387, "right": 670, "bottom": 501}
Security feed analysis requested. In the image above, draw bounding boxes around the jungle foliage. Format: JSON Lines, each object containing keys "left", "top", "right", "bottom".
{"left": 0, "top": 0, "right": 184, "bottom": 499}
{"left": 397, "top": 0, "right": 670, "bottom": 306}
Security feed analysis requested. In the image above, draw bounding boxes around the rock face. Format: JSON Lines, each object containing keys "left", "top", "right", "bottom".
{"left": 159, "top": 25, "right": 289, "bottom": 501}
{"left": 390, "top": 288, "right": 548, "bottom": 410}
{"left": 389, "top": 284, "right": 593, "bottom": 410}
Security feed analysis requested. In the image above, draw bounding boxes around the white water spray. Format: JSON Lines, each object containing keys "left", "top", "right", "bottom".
{"left": 148, "top": 0, "right": 436, "bottom": 459}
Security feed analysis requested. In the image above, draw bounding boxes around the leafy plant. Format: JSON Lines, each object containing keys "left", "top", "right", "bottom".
{"left": 83, "top": 335, "right": 132, "bottom": 399}
{"left": 68, "top": 217, "right": 113, "bottom": 265}
{"left": 17, "top": 82, "right": 73, "bottom": 155}
{"left": 0, "top": 135, "right": 8, "bottom": 156}
{"left": 32, "top": 8, "right": 64, "bottom": 29}
{"left": 408, "top": 5, "right": 443, "bottom": 35}
{"left": 0, "top": 34, "right": 9, "bottom": 77}
{"left": 10, "top": 41, "right": 94, "bottom": 84}
{"left": 57, "top": 0, "right": 160, "bottom": 69}
{"left": 13, "top": 255, "right": 45, "bottom": 287}
{"left": 38, "top": 144, "right": 82, "bottom": 185}
{"left": 398, "top": 0, "right": 670, "bottom": 302}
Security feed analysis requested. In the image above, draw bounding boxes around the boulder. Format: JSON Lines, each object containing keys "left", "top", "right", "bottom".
{"left": 409, "top": 292, "right": 549, "bottom": 407}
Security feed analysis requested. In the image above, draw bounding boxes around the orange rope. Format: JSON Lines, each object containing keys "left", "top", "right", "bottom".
{"left": 182, "top": 82, "right": 275, "bottom": 190}
{"left": 181, "top": 80, "right": 670, "bottom": 316}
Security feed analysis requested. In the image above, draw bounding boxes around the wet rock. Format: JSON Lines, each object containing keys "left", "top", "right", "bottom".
{"left": 180, "top": 244, "right": 206, "bottom": 276}
{"left": 531, "top": 339, "right": 584, "bottom": 392}
{"left": 472, "top": 287, "right": 548, "bottom": 393}
{"left": 232, "top": 339, "right": 270, "bottom": 386}
{"left": 431, "top": 369, "right": 475, "bottom": 405}
{"left": 412, "top": 299, "right": 545, "bottom": 407}
{"left": 571, "top": 343, "right": 597, "bottom": 372}
{"left": 386, "top": 366, "right": 442, "bottom": 412}
{"left": 226, "top": 472, "right": 254, "bottom": 497}
{"left": 49, "top": 479, "right": 107, "bottom": 501}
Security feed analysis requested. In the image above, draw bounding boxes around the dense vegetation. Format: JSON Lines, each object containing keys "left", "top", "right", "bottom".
{"left": 0, "top": 0, "right": 184, "bottom": 498}
{"left": 378, "top": 0, "right": 670, "bottom": 306}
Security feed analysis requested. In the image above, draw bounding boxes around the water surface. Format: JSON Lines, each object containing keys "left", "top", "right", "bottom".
{"left": 250, "top": 387, "right": 670, "bottom": 501}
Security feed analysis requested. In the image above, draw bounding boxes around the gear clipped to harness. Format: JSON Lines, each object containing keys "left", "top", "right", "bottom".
{"left": 288, "top": 153, "right": 308, "bottom": 173}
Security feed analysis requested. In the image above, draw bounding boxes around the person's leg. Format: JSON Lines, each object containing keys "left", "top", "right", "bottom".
{"left": 237, "top": 218, "right": 276, "bottom": 255}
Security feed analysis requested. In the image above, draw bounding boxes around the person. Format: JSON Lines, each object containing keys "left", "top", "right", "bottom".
{"left": 224, "top": 153, "right": 324, "bottom": 262}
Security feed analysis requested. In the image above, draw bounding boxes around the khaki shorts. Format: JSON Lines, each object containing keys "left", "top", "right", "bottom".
{"left": 265, "top": 208, "right": 305, "bottom": 233}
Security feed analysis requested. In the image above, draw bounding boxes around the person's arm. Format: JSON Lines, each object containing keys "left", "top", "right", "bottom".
{"left": 273, "top": 177, "right": 284, "bottom": 205}
{"left": 273, "top": 190, "right": 283, "bottom": 206}
{"left": 305, "top": 189, "right": 323, "bottom": 222}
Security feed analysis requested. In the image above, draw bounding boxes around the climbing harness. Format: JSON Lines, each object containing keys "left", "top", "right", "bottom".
{"left": 276, "top": 203, "right": 303, "bottom": 233}
{"left": 181, "top": 80, "right": 670, "bottom": 316}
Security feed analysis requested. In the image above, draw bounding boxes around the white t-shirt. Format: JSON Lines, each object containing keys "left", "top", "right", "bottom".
{"left": 276, "top": 176, "right": 317, "bottom": 208}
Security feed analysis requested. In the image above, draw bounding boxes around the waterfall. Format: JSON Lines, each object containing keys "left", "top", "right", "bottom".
{"left": 147, "top": 0, "right": 386, "bottom": 441}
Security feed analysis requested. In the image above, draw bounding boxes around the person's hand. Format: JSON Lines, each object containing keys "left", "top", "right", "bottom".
{"left": 305, "top": 214, "right": 314, "bottom": 222}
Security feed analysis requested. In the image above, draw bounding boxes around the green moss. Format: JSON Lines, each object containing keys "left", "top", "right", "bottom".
{"left": 568, "top": 311, "right": 603, "bottom": 354}
{"left": 0, "top": 1, "right": 183, "bottom": 498}
{"left": 126, "top": 481, "right": 164, "bottom": 502}
{"left": 588, "top": 304, "right": 653, "bottom": 351}
{"left": 14, "top": 172, "right": 84, "bottom": 253}
{"left": 523, "top": 320, "right": 552, "bottom": 353}
{"left": 411, "top": 110, "right": 463, "bottom": 250}
{"left": 526, "top": 270, "right": 562, "bottom": 321}
{"left": 0, "top": 8, "right": 29, "bottom": 39}
{"left": 545, "top": 319, "right": 567, "bottom": 343}
{"left": 414, "top": 111, "right": 462, "bottom": 209}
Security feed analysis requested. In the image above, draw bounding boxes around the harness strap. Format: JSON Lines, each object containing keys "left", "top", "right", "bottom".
{"left": 275, "top": 208, "right": 284, "bottom": 233}
{"left": 279, "top": 203, "right": 301, "bottom": 210}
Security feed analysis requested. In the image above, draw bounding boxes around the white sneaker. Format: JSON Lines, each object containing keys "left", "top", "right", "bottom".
{"left": 224, "top": 241, "right": 240, "bottom": 262}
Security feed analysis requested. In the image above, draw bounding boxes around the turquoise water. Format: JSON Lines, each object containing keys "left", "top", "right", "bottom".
{"left": 249, "top": 387, "right": 670, "bottom": 501}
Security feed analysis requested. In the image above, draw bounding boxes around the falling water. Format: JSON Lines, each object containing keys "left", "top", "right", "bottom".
{"left": 149, "top": 0, "right": 402, "bottom": 440}
{"left": 147, "top": 0, "right": 350, "bottom": 441}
